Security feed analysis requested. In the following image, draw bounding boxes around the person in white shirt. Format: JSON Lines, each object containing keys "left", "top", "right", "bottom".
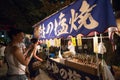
{"left": 0, "top": 44, "right": 6, "bottom": 67}
{"left": 4, "top": 28, "right": 35, "bottom": 80}
{"left": 67, "top": 40, "right": 76, "bottom": 56}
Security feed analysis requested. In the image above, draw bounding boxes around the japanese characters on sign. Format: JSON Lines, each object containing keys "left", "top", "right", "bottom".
{"left": 46, "top": 59, "right": 100, "bottom": 80}
{"left": 33, "top": 0, "right": 116, "bottom": 39}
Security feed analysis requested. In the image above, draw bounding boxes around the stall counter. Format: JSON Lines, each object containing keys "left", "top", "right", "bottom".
{"left": 46, "top": 58, "right": 101, "bottom": 80}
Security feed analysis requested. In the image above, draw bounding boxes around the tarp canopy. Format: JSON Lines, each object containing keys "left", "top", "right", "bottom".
{"left": 33, "top": 0, "right": 117, "bottom": 40}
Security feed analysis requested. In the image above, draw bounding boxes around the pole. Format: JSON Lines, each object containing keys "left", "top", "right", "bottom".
{"left": 94, "top": 32, "right": 100, "bottom": 80}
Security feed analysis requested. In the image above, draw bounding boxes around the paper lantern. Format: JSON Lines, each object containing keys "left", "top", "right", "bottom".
{"left": 71, "top": 37, "right": 76, "bottom": 46}
{"left": 93, "top": 36, "right": 98, "bottom": 53}
{"left": 77, "top": 34, "right": 82, "bottom": 46}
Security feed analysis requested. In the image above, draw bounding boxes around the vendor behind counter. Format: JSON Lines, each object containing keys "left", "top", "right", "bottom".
{"left": 49, "top": 46, "right": 60, "bottom": 58}
{"left": 67, "top": 40, "right": 76, "bottom": 56}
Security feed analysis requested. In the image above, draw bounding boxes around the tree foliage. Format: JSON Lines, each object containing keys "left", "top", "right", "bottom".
{"left": 0, "top": 0, "right": 75, "bottom": 34}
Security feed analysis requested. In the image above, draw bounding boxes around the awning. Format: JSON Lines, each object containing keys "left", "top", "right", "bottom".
{"left": 33, "top": 0, "right": 117, "bottom": 39}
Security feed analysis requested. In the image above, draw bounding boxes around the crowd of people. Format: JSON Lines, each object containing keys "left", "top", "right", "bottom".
{"left": 0, "top": 28, "right": 44, "bottom": 80}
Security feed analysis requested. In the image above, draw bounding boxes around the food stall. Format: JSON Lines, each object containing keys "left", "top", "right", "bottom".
{"left": 32, "top": 0, "right": 117, "bottom": 80}
{"left": 46, "top": 57, "right": 100, "bottom": 80}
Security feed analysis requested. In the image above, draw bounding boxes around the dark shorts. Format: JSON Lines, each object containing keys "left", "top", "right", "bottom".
{"left": 28, "top": 57, "right": 40, "bottom": 78}
{"left": 6, "top": 74, "right": 27, "bottom": 80}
